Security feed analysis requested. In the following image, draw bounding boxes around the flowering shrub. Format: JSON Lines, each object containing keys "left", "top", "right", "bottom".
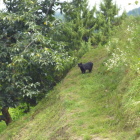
{"left": 104, "top": 17, "right": 140, "bottom": 74}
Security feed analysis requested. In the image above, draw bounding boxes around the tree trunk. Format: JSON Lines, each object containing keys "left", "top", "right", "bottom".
{"left": 1, "top": 107, "right": 12, "bottom": 125}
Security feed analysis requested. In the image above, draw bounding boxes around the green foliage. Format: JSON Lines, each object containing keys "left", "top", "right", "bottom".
{"left": 104, "top": 16, "right": 140, "bottom": 74}
{"left": 102, "top": 17, "right": 140, "bottom": 132}
{"left": 56, "top": 0, "right": 97, "bottom": 55}
{"left": 9, "top": 106, "right": 25, "bottom": 121}
{"left": 0, "top": 0, "right": 126, "bottom": 128}
{"left": 0, "top": 0, "right": 75, "bottom": 108}
{"left": 0, "top": 121, "right": 6, "bottom": 133}
{"left": 96, "top": 0, "right": 125, "bottom": 44}
{"left": 0, "top": 16, "right": 140, "bottom": 140}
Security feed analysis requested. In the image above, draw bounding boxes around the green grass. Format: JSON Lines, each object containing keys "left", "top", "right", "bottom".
{"left": 0, "top": 17, "right": 140, "bottom": 140}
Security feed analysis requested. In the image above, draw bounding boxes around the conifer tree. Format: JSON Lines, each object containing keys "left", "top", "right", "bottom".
{"left": 100, "top": 0, "right": 119, "bottom": 23}
{"left": 57, "top": 0, "right": 97, "bottom": 55}
{"left": 96, "top": 0, "right": 120, "bottom": 43}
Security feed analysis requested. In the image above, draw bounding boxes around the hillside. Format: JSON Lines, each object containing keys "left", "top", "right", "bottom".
{"left": 127, "top": 7, "right": 140, "bottom": 16}
{"left": 0, "top": 17, "right": 140, "bottom": 140}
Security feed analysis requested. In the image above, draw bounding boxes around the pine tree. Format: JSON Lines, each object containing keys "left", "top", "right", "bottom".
{"left": 96, "top": 0, "right": 120, "bottom": 43}
{"left": 100, "top": 0, "right": 119, "bottom": 23}
{"left": 57, "top": 0, "right": 97, "bottom": 55}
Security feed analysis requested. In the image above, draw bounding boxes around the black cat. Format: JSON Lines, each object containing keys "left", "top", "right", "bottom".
{"left": 78, "top": 62, "right": 93, "bottom": 74}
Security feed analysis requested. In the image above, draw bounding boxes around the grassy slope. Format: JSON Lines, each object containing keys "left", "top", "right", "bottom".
{"left": 0, "top": 17, "right": 140, "bottom": 140}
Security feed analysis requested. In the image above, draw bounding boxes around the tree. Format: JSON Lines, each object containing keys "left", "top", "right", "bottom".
{"left": 0, "top": 107, "right": 12, "bottom": 126}
{"left": 96, "top": 0, "right": 120, "bottom": 43}
{"left": 55, "top": 0, "right": 97, "bottom": 56}
{"left": 0, "top": 0, "right": 75, "bottom": 125}
{"left": 0, "top": 0, "right": 126, "bottom": 126}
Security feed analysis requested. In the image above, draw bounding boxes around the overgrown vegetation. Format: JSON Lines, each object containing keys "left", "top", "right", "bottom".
{"left": 0, "top": 15, "right": 140, "bottom": 139}
{"left": 1, "top": 0, "right": 139, "bottom": 139}
{"left": 0, "top": 0, "right": 125, "bottom": 126}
